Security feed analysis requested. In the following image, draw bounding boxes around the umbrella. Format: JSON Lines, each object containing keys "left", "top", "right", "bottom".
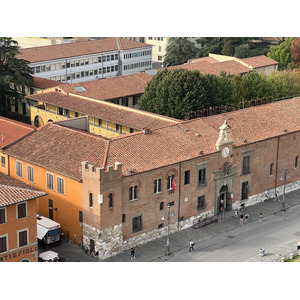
{"left": 39, "top": 250, "right": 58, "bottom": 261}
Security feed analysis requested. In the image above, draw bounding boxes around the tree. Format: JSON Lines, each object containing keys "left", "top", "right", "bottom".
{"left": 163, "top": 38, "right": 198, "bottom": 67}
{"left": 291, "top": 37, "right": 300, "bottom": 66}
{"left": 0, "top": 37, "right": 33, "bottom": 113}
{"left": 139, "top": 69, "right": 209, "bottom": 119}
{"left": 222, "top": 38, "right": 234, "bottom": 56}
{"left": 267, "top": 37, "right": 294, "bottom": 70}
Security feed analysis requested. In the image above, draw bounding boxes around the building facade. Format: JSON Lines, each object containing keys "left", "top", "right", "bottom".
{"left": 17, "top": 38, "right": 153, "bottom": 84}
{"left": 0, "top": 173, "right": 46, "bottom": 262}
{"left": 2, "top": 98, "right": 300, "bottom": 258}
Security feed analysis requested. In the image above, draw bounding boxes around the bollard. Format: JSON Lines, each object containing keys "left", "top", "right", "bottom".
{"left": 259, "top": 248, "right": 265, "bottom": 257}
{"left": 290, "top": 253, "right": 294, "bottom": 259}
{"left": 281, "top": 256, "right": 285, "bottom": 262}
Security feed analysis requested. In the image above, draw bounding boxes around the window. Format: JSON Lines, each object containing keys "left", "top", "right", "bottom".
{"left": 18, "top": 229, "right": 28, "bottom": 247}
{"left": 17, "top": 202, "right": 27, "bottom": 219}
{"left": 197, "top": 195, "right": 206, "bottom": 211}
{"left": 241, "top": 181, "right": 249, "bottom": 200}
{"left": 89, "top": 193, "right": 93, "bottom": 207}
{"left": 129, "top": 186, "right": 138, "bottom": 201}
{"left": 158, "top": 223, "right": 163, "bottom": 229}
{"left": 122, "top": 214, "right": 126, "bottom": 223}
{"left": 158, "top": 56, "right": 162, "bottom": 61}
{"left": 296, "top": 156, "right": 298, "bottom": 168}
{"left": 0, "top": 208, "right": 6, "bottom": 224}
{"left": 158, "top": 46, "right": 162, "bottom": 52}
{"left": 109, "top": 193, "right": 113, "bottom": 208}
{"left": 184, "top": 170, "right": 190, "bottom": 185}
{"left": 16, "top": 161, "right": 23, "bottom": 177}
{"left": 167, "top": 175, "right": 174, "bottom": 190}
{"left": 270, "top": 163, "right": 273, "bottom": 176}
{"left": 57, "top": 177, "right": 64, "bottom": 194}
{"left": 116, "top": 124, "right": 122, "bottom": 133}
{"left": 132, "top": 215, "right": 142, "bottom": 233}
{"left": 79, "top": 210, "right": 83, "bottom": 223}
{"left": 47, "top": 173, "right": 54, "bottom": 190}
{"left": 0, "top": 235, "right": 7, "bottom": 253}
{"left": 242, "top": 156, "right": 250, "bottom": 175}
{"left": 1, "top": 156, "right": 5, "bottom": 168}
{"left": 154, "top": 179, "right": 161, "bottom": 194}
{"left": 122, "top": 97, "right": 128, "bottom": 106}
{"left": 159, "top": 202, "right": 164, "bottom": 211}
{"left": 198, "top": 168, "right": 206, "bottom": 185}
{"left": 27, "top": 165, "right": 34, "bottom": 182}
{"left": 49, "top": 199, "right": 53, "bottom": 220}
{"left": 133, "top": 95, "right": 139, "bottom": 106}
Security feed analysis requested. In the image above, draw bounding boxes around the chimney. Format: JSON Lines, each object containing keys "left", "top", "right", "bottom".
{"left": 142, "top": 127, "right": 152, "bottom": 134}
{"left": 1, "top": 132, "right": 3, "bottom": 141}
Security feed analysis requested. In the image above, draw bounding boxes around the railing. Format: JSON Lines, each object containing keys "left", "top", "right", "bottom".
{"left": 185, "top": 95, "right": 300, "bottom": 120}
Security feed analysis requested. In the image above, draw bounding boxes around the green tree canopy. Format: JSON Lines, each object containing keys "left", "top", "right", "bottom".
{"left": 163, "top": 38, "right": 198, "bottom": 67}
{"left": 0, "top": 37, "right": 33, "bottom": 112}
{"left": 267, "top": 37, "right": 294, "bottom": 70}
{"left": 139, "top": 69, "right": 209, "bottom": 119}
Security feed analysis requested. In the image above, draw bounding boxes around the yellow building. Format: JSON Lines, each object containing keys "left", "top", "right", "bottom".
{"left": 28, "top": 89, "right": 179, "bottom": 138}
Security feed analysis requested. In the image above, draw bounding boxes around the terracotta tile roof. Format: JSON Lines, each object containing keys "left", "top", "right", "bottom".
{"left": 3, "top": 97, "right": 300, "bottom": 179}
{"left": 3, "top": 123, "right": 108, "bottom": 181}
{"left": 0, "top": 173, "right": 47, "bottom": 207}
{"left": 241, "top": 55, "right": 278, "bottom": 68}
{"left": 33, "top": 76, "right": 67, "bottom": 89}
{"left": 27, "top": 91, "right": 179, "bottom": 130}
{"left": 0, "top": 117, "right": 36, "bottom": 149}
{"left": 17, "top": 38, "right": 151, "bottom": 63}
{"left": 189, "top": 57, "right": 219, "bottom": 64}
{"left": 59, "top": 72, "right": 152, "bottom": 100}
{"left": 166, "top": 60, "right": 250, "bottom": 76}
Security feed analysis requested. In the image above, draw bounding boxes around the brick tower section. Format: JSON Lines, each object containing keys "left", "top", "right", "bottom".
{"left": 81, "top": 161, "right": 123, "bottom": 260}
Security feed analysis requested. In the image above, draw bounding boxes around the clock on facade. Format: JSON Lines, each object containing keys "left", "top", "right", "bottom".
{"left": 222, "top": 147, "right": 230, "bottom": 158}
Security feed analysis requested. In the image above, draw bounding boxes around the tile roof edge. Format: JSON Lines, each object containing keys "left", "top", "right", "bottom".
{"left": 1, "top": 128, "right": 37, "bottom": 151}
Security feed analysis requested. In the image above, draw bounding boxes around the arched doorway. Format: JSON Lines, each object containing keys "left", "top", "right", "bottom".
{"left": 218, "top": 185, "right": 232, "bottom": 213}
{"left": 33, "top": 115, "right": 44, "bottom": 127}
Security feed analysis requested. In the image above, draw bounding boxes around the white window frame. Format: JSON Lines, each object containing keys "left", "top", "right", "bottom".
{"left": 0, "top": 207, "right": 7, "bottom": 224}
{"left": 17, "top": 228, "right": 29, "bottom": 248}
{"left": 16, "top": 201, "right": 27, "bottom": 220}
{"left": 0, "top": 233, "right": 8, "bottom": 253}
{"left": 57, "top": 176, "right": 65, "bottom": 195}
{"left": 46, "top": 172, "right": 54, "bottom": 190}
{"left": 16, "top": 160, "right": 23, "bottom": 178}
{"left": 27, "top": 165, "right": 34, "bottom": 182}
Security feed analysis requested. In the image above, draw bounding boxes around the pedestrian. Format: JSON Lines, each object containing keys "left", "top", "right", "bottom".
{"left": 234, "top": 210, "right": 239, "bottom": 219}
{"left": 244, "top": 213, "right": 249, "bottom": 224}
{"left": 130, "top": 246, "right": 135, "bottom": 259}
{"left": 239, "top": 213, "right": 244, "bottom": 225}
{"left": 274, "top": 192, "right": 279, "bottom": 201}
{"left": 189, "top": 240, "right": 195, "bottom": 252}
{"left": 259, "top": 211, "right": 263, "bottom": 222}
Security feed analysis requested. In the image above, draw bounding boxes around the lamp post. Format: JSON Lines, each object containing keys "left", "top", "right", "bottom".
{"left": 280, "top": 167, "right": 290, "bottom": 212}
{"left": 161, "top": 203, "right": 176, "bottom": 256}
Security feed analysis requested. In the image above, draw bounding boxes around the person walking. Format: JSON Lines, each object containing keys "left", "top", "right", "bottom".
{"left": 239, "top": 213, "right": 244, "bottom": 225}
{"left": 130, "top": 246, "right": 136, "bottom": 259}
{"left": 259, "top": 211, "right": 263, "bottom": 222}
{"left": 189, "top": 240, "right": 195, "bottom": 252}
{"left": 244, "top": 213, "right": 249, "bottom": 224}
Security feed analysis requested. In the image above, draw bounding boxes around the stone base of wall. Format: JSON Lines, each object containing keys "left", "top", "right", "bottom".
{"left": 82, "top": 223, "right": 123, "bottom": 260}
{"left": 233, "top": 181, "right": 300, "bottom": 209}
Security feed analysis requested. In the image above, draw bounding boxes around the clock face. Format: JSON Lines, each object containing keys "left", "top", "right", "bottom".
{"left": 222, "top": 147, "right": 229, "bottom": 158}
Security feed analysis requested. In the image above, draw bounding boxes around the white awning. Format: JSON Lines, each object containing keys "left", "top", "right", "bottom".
{"left": 37, "top": 226, "right": 48, "bottom": 240}
{"left": 39, "top": 250, "right": 58, "bottom": 261}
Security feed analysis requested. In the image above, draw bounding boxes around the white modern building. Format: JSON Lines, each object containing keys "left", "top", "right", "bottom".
{"left": 17, "top": 37, "right": 153, "bottom": 84}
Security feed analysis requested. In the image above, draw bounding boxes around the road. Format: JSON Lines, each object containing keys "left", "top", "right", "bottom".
{"left": 166, "top": 204, "right": 300, "bottom": 262}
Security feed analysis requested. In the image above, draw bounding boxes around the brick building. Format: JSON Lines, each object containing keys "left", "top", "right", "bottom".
{"left": 2, "top": 97, "right": 300, "bottom": 259}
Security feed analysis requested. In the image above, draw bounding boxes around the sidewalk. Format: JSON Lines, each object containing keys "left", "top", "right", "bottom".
{"left": 103, "top": 188, "right": 300, "bottom": 262}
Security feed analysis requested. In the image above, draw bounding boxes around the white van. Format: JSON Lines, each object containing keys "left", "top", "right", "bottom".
{"left": 37, "top": 215, "right": 61, "bottom": 244}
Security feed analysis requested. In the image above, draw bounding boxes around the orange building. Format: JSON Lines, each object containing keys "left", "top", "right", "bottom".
{"left": 0, "top": 173, "right": 46, "bottom": 262}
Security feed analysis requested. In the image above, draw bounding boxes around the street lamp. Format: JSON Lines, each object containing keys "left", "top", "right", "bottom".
{"left": 280, "top": 167, "right": 291, "bottom": 212}
{"left": 161, "top": 203, "right": 176, "bottom": 256}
